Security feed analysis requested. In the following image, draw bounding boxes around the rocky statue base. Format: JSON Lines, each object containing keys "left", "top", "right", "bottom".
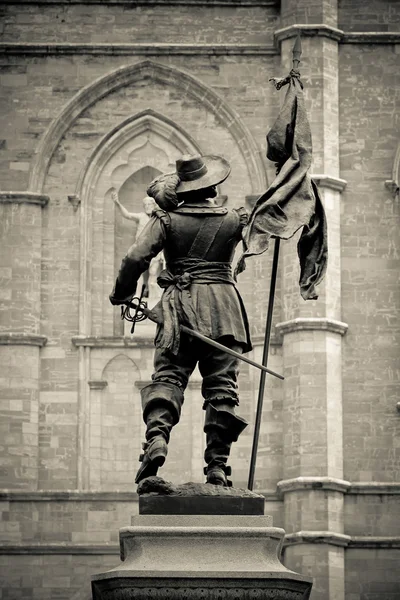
{"left": 91, "top": 478, "right": 313, "bottom": 600}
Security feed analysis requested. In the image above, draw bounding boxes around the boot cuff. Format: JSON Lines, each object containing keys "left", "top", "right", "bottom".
{"left": 204, "top": 403, "right": 248, "bottom": 442}
{"left": 141, "top": 381, "right": 184, "bottom": 424}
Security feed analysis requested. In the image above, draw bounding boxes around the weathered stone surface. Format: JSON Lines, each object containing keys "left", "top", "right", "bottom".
{"left": 139, "top": 495, "right": 265, "bottom": 516}
{"left": 1, "top": 0, "right": 400, "bottom": 599}
{"left": 137, "top": 476, "right": 264, "bottom": 497}
{"left": 91, "top": 515, "right": 313, "bottom": 599}
{"left": 137, "top": 476, "right": 265, "bottom": 515}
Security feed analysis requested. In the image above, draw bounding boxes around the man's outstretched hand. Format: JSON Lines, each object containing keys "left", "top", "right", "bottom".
{"left": 111, "top": 188, "right": 119, "bottom": 205}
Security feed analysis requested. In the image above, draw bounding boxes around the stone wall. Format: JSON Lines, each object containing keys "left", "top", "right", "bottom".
{"left": 0, "top": 1, "right": 400, "bottom": 599}
{"left": 339, "top": 43, "right": 400, "bottom": 483}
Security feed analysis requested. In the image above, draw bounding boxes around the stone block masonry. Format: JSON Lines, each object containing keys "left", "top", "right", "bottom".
{"left": 0, "top": 0, "right": 400, "bottom": 599}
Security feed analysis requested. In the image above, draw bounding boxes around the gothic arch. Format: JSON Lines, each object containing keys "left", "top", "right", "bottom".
{"left": 76, "top": 109, "right": 201, "bottom": 201}
{"left": 29, "top": 60, "right": 267, "bottom": 194}
{"left": 101, "top": 353, "right": 140, "bottom": 380}
{"left": 78, "top": 109, "right": 202, "bottom": 337}
{"left": 92, "top": 353, "right": 142, "bottom": 491}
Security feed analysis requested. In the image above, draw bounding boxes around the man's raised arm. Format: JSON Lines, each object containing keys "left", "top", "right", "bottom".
{"left": 111, "top": 188, "right": 140, "bottom": 223}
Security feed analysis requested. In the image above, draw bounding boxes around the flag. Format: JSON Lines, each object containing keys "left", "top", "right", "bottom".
{"left": 236, "top": 74, "right": 327, "bottom": 300}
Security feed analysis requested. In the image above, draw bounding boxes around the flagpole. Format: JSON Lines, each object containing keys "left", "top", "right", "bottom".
{"left": 247, "top": 33, "right": 302, "bottom": 491}
{"left": 247, "top": 237, "right": 280, "bottom": 491}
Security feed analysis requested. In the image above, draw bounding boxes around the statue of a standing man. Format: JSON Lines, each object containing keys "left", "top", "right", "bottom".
{"left": 110, "top": 155, "right": 251, "bottom": 487}
{"left": 111, "top": 189, "right": 164, "bottom": 300}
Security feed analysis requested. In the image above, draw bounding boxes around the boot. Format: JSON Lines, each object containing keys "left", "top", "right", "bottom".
{"left": 203, "top": 402, "right": 248, "bottom": 487}
{"left": 135, "top": 381, "right": 184, "bottom": 484}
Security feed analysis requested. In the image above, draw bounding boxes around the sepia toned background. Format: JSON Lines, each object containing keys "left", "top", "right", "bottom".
{"left": 0, "top": 1, "right": 399, "bottom": 598}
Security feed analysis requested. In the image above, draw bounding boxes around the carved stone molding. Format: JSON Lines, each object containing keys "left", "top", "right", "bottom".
{"left": 342, "top": 32, "right": 400, "bottom": 45}
{"left": 311, "top": 174, "right": 347, "bottom": 192}
{"left": 92, "top": 582, "right": 309, "bottom": 600}
{"left": 275, "top": 318, "right": 348, "bottom": 337}
{"left": 0, "top": 333, "right": 47, "bottom": 347}
{"left": 74, "top": 109, "right": 201, "bottom": 197}
{"left": 102, "top": 516, "right": 313, "bottom": 599}
{"left": 72, "top": 336, "right": 154, "bottom": 348}
{"left": 385, "top": 180, "right": 399, "bottom": 197}
{"left": 0, "top": 192, "right": 49, "bottom": 206}
{"left": 68, "top": 194, "right": 81, "bottom": 211}
{"left": 2, "top": 483, "right": 398, "bottom": 503}
{"left": 276, "top": 26, "right": 400, "bottom": 46}
{"left": 0, "top": 543, "right": 119, "bottom": 555}
{"left": 0, "top": 490, "right": 138, "bottom": 501}
{"left": 278, "top": 477, "right": 351, "bottom": 495}
{"left": 348, "top": 537, "right": 400, "bottom": 549}
{"left": 88, "top": 380, "right": 108, "bottom": 390}
{"left": 29, "top": 60, "right": 268, "bottom": 194}
{"left": 2, "top": 537, "right": 399, "bottom": 556}
{"left": 285, "top": 533, "right": 400, "bottom": 550}
{"left": 347, "top": 482, "right": 400, "bottom": 495}
{"left": 283, "top": 531, "right": 351, "bottom": 549}
{"left": 0, "top": 0, "right": 278, "bottom": 5}
{"left": 0, "top": 43, "right": 277, "bottom": 56}
{"left": 275, "top": 24, "right": 344, "bottom": 44}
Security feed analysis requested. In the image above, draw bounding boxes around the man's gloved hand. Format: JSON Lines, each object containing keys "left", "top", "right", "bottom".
{"left": 109, "top": 293, "right": 135, "bottom": 306}
{"left": 109, "top": 281, "right": 135, "bottom": 306}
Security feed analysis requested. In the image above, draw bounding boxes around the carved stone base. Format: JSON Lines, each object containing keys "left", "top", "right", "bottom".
{"left": 91, "top": 515, "right": 313, "bottom": 599}
{"left": 92, "top": 578, "right": 311, "bottom": 600}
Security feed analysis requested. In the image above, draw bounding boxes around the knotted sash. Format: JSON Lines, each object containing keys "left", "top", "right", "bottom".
{"left": 155, "top": 258, "right": 234, "bottom": 354}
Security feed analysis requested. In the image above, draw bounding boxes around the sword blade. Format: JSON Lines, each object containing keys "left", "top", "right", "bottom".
{"left": 127, "top": 301, "right": 284, "bottom": 381}
{"left": 181, "top": 325, "right": 284, "bottom": 380}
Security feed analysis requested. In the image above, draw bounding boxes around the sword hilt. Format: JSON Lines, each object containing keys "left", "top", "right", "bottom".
{"left": 120, "top": 285, "right": 149, "bottom": 334}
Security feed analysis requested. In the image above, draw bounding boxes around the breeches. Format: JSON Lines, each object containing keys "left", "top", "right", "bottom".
{"left": 152, "top": 334, "right": 243, "bottom": 406}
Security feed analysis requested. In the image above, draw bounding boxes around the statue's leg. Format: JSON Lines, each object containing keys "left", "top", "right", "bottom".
{"left": 135, "top": 336, "right": 197, "bottom": 484}
{"left": 203, "top": 402, "right": 248, "bottom": 486}
{"left": 199, "top": 339, "right": 248, "bottom": 486}
{"left": 135, "top": 381, "right": 184, "bottom": 484}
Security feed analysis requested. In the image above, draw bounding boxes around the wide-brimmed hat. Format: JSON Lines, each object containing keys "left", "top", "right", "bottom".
{"left": 175, "top": 154, "right": 231, "bottom": 194}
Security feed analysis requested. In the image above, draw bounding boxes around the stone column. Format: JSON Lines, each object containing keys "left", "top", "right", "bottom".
{"left": 274, "top": 3, "right": 349, "bottom": 599}
{"left": 87, "top": 380, "right": 108, "bottom": 490}
{"left": 0, "top": 192, "right": 48, "bottom": 489}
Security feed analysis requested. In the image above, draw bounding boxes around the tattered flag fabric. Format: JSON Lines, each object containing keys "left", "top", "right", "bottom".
{"left": 235, "top": 74, "right": 327, "bottom": 300}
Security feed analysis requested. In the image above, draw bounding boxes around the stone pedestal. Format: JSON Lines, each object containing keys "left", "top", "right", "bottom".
{"left": 91, "top": 513, "right": 313, "bottom": 599}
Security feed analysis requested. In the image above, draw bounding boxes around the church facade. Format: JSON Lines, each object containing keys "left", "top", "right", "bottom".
{"left": 0, "top": 1, "right": 399, "bottom": 598}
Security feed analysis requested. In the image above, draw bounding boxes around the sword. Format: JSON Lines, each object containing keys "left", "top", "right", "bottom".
{"left": 122, "top": 298, "right": 284, "bottom": 381}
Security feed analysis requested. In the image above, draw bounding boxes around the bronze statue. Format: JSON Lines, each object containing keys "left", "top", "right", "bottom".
{"left": 110, "top": 154, "right": 251, "bottom": 487}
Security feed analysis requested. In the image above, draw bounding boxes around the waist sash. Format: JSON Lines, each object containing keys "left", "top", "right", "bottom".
{"left": 156, "top": 258, "right": 234, "bottom": 354}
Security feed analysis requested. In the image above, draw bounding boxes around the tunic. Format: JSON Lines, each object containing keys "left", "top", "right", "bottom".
{"left": 110, "top": 199, "right": 252, "bottom": 354}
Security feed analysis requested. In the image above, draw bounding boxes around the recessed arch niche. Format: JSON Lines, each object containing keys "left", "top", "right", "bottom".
{"left": 89, "top": 354, "right": 142, "bottom": 491}
{"left": 30, "top": 60, "right": 268, "bottom": 195}
{"left": 76, "top": 110, "right": 201, "bottom": 338}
